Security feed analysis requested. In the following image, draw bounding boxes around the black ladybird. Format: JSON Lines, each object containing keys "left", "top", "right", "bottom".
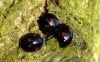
{"left": 19, "top": 33, "right": 43, "bottom": 52}
{"left": 37, "top": 13, "right": 59, "bottom": 35}
{"left": 55, "top": 24, "right": 73, "bottom": 48}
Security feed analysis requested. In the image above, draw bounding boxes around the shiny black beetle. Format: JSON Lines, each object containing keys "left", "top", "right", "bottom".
{"left": 54, "top": 24, "right": 73, "bottom": 48}
{"left": 37, "top": 13, "right": 73, "bottom": 48}
{"left": 19, "top": 33, "right": 43, "bottom": 52}
{"left": 37, "top": 13, "right": 59, "bottom": 35}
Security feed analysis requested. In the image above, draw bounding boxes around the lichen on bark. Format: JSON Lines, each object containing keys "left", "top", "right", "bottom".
{"left": 0, "top": 0, "right": 99, "bottom": 62}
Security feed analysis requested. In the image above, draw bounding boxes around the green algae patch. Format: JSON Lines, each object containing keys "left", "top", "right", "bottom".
{"left": 0, "top": 0, "right": 99, "bottom": 62}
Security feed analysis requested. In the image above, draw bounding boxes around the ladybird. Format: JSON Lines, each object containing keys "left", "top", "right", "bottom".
{"left": 55, "top": 24, "right": 73, "bottom": 48}
{"left": 37, "top": 13, "right": 73, "bottom": 48}
{"left": 37, "top": 13, "right": 59, "bottom": 35}
{"left": 19, "top": 33, "right": 43, "bottom": 52}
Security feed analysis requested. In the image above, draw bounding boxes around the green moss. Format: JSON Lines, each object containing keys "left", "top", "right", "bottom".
{"left": 0, "top": 0, "right": 99, "bottom": 62}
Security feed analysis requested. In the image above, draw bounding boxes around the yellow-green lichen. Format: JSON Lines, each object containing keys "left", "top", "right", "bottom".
{"left": 0, "top": 0, "right": 99, "bottom": 62}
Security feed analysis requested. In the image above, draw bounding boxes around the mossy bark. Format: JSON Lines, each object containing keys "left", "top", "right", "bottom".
{"left": 0, "top": 0, "right": 99, "bottom": 62}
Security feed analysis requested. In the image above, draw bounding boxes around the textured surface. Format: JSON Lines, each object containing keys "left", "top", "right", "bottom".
{"left": 0, "top": 0, "right": 99, "bottom": 62}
